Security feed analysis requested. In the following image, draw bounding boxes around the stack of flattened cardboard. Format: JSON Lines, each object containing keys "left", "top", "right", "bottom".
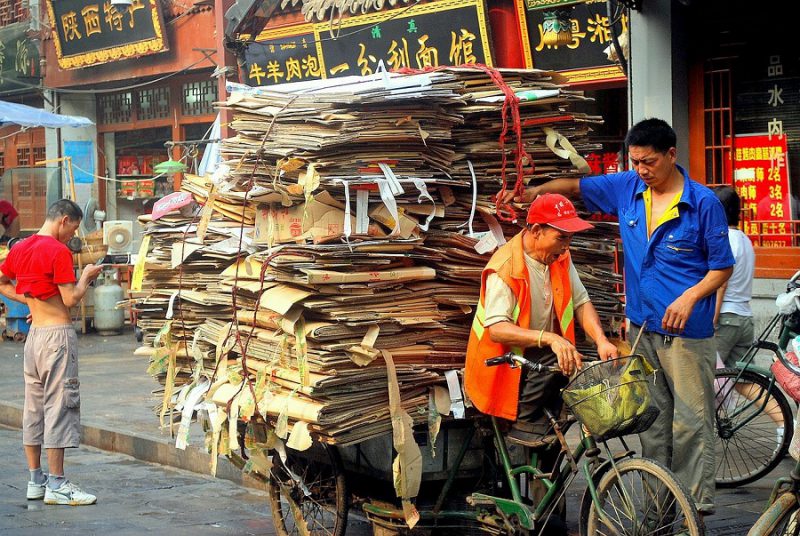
{"left": 133, "top": 68, "right": 624, "bottom": 523}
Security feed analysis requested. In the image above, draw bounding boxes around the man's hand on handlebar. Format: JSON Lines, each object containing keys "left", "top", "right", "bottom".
{"left": 484, "top": 353, "right": 562, "bottom": 374}
{"left": 545, "top": 333, "right": 582, "bottom": 376}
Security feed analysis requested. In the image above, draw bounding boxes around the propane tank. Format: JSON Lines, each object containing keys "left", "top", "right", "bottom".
{"left": 93, "top": 268, "right": 125, "bottom": 335}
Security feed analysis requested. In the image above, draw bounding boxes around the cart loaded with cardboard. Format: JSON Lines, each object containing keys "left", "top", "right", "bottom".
{"left": 130, "top": 66, "right": 625, "bottom": 534}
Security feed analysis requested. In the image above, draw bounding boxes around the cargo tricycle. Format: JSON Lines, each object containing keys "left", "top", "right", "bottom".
{"left": 267, "top": 353, "right": 702, "bottom": 535}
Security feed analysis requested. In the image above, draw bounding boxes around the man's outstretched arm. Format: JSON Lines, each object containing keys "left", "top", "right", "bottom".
{"left": 505, "top": 178, "right": 582, "bottom": 203}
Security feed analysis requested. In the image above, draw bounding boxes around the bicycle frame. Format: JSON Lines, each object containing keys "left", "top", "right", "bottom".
{"left": 469, "top": 415, "right": 624, "bottom": 532}
{"left": 766, "top": 458, "right": 800, "bottom": 507}
{"left": 716, "top": 312, "right": 797, "bottom": 438}
{"left": 363, "top": 413, "right": 625, "bottom": 533}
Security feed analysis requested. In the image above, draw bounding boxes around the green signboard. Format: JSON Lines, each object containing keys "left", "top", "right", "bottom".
{"left": 0, "top": 22, "right": 42, "bottom": 95}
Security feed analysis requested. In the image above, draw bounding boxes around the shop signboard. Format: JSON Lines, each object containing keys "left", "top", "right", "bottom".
{"left": 243, "top": 0, "right": 492, "bottom": 86}
{"left": 730, "top": 133, "right": 794, "bottom": 247}
{"left": 516, "top": 0, "right": 626, "bottom": 84}
{"left": 45, "top": 0, "right": 169, "bottom": 70}
{"left": 0, "top": 22, "right": 42, "bottom": 95}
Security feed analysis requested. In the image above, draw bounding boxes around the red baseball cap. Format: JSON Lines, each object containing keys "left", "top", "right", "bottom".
{"left": 526, "top": 193, "right": 594, "bottom": 233}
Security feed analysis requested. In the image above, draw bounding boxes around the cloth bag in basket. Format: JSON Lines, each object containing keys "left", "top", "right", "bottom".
{"left": 563, "top": 356, "right": 654, "bottom": 438}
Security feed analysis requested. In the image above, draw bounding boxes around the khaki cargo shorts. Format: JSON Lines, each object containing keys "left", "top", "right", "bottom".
{"left": 22, "top": 325, "right": 81, "bottom": 449}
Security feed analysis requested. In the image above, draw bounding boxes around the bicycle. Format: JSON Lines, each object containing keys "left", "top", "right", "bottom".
{"left": 715, "top": 270, "right": 800, "bottom": 488}
{"left": 268, "top": 352, "right": 703, "bottom": 535}
{"left": 745, "top": 313, "right": 800, "bottom": 535}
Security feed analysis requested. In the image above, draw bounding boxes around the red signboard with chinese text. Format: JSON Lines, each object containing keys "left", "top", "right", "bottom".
{"left": 731, "top": 134, "right": 794, "bottom": 247}
{"left": 585, "top": 151, "right": 620, "bottom": 175}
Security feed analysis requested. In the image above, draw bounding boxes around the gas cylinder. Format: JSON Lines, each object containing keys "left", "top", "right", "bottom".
{"left": 94, "top": 268, "right": 125, "bottom": 335}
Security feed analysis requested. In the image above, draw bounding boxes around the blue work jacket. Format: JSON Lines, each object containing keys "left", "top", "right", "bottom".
{"left": 580, "top": 166, "right": 735, "bottom": 339}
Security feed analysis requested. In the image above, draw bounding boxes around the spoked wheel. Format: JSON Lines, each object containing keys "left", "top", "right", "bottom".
{"left": 715, "top": 368, "right": 793, "bottom": 487}
{"left": 748, "top": 492, "right": 800, "bottom": 535}
{"left": 584, "top": 458, "right": 702, "bottom": 536}
{"left": 268, "top": 443, "right": 348, "bottom": 536}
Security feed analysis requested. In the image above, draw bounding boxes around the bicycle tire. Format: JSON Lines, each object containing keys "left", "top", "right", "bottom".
{"left": 268, "top": 443, "right": 349, "bottom": 536}
{"left": 747, "top": 492, "right": 800, "bottom": 535}
{"left": 583, "top": 457, "right": 702, "bottom": 536}
{"left": 715, "top": 367, "right": 793, "bottom": 488}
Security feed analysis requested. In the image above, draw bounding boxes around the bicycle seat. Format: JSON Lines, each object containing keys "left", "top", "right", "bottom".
{"left": 507, "top": 419, "right": 560, "bottom": 448}
{"left": 506, "top": 428, "right": 559, "bottom": 449}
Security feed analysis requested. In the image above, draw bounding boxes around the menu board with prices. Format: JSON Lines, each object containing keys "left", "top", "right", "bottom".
{"left": 730, "top": 133, "right": 794, "bottom": 247}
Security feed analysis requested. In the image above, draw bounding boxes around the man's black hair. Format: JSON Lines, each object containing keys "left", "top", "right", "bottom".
{"left": 713, "top": 185, "right": 740, "bottom": 226}
{"left": 625, "top": 118, "right": 677, "bottom": 153}
{"left": 47, "top": 199, "right": 83, "bottom": 222}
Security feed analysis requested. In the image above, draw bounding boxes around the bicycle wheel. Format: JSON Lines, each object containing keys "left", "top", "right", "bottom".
{"left": 583, "top": 458, "right": 702, "bottom": 536}
{"left": 715, "top": 368, "right": 793, "bottom": 487}
{"left": 268, "top": 443, "right": 348, "bottom": 536}
{"left": 747, "top": 492, "right": 800, "bottom": 535}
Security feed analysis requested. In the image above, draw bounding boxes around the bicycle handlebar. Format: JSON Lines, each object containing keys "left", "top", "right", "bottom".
{"left": 485, "top": 352, "right": 563, "bottom": 374}
{"left": 758, "top": 339, "right": 800, "bottom": 377}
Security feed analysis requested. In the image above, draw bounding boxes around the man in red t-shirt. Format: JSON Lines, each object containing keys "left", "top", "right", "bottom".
{"left": 0, "top": 199, "right": 20, "bottom": 241}
{"left": 0, "top": 199, "right": 102, "bottom": 506}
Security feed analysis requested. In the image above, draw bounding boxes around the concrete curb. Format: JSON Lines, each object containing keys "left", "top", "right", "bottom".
{"left": 0, "top": 400, "right": 265, "bottom": 491}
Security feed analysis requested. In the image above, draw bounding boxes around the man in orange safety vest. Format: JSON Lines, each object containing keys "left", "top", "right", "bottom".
{"left": 465, "top": 193, "right": 618, "bottom": 443}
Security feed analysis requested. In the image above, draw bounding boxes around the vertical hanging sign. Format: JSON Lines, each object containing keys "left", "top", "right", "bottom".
{"left": 731, "top": 133, "right": 794, "bottom": 247}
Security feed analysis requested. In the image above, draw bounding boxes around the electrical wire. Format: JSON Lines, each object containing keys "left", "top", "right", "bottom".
{"left": 4, "top": 54, "right": 217, "bottom": 95}
{"left": 67, "top": 159, "right": 188, "bottom": 183}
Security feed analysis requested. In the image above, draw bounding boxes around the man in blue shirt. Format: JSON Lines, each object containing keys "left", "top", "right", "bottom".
{"left": 512, "top": 118, "right": 734, "bottom": 515}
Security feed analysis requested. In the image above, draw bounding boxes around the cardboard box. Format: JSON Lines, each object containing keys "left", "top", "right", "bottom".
{"left": 137, "top": 179, "right": 155, "bottom": 198}
{"left": 300, "top": 266, "right": 436, "bottom": 285}
{"left": 254, "top": 195, "right": 386, "bottom": 244}
{"left": 119, "top": 180, "right": 137, "bottom": 197}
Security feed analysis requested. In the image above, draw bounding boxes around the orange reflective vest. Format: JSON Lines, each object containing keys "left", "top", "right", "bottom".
{"left": 464, "top": 232, "right": 576, "bottom": 420}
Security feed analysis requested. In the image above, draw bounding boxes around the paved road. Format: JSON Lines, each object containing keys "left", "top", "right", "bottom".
{"left": 0, "top": 426, "right": 279, "bottom": 536}
{"left": 0, "top": 330, "right": 795, "bottom": 535}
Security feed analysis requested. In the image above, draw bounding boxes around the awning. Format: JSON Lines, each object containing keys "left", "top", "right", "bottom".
{"left": 0, "top": 100, "right": 94, "bottom": 128}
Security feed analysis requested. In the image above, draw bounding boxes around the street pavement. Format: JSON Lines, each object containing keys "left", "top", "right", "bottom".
{"left": 0, "top": 426, "right": 275, "bottom": 535}
{"left": 0, "top": 329, "right": 795, "bottom": 535}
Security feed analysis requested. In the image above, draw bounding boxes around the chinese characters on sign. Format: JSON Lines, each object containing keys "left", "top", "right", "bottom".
{"left": 517, "top": 0, "right": 626, "bottom": 83}
{"left": 46, "top": 0, "right": 168, "bottom": 69}
{"left": 0, "top": 22, "right": 42, "bottom": 94}
{"left": 731, "top": 134, "right": 794, "bottom": 247}
{"left": 585, "top": 150, "right": 620, "bottom": 175}
{"left": 244, "top": 0, "right": 492, "bottom": 86}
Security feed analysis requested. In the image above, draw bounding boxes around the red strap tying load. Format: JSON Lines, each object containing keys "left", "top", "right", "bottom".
{"left": 395, "top": 63, "right": 534, "bottom": 222}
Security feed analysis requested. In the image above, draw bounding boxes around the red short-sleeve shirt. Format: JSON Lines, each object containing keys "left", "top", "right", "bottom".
{"left": 0, "top": 235, "right": 76, "bottom": 300}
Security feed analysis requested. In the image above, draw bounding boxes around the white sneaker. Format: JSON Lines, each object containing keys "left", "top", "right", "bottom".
{"left": 778, "top": 426, "right": 786, "bottom": 445}
{"left": 26, "top": 481, "right": 46, "bottom": 500}
{"left": 44, "top": 481, "right": 97, "bottom": 506}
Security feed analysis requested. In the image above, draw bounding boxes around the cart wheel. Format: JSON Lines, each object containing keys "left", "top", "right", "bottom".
{"left": 12, "top": 332, "right": 25, "bottom": 343}
{"left": 269, "top": 443, "right": 348, "bottom": 536}
{"left": 1, "top": 330, "right": 7, "bottom": 340}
